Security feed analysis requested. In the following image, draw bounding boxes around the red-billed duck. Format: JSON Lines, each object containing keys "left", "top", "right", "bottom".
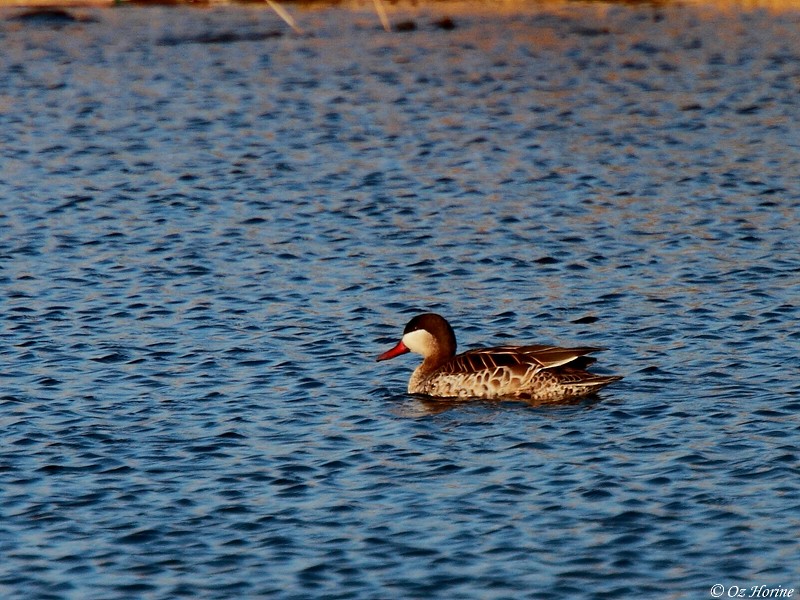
{"left": 377, "top": 313, "right": 622, "bottom": 402}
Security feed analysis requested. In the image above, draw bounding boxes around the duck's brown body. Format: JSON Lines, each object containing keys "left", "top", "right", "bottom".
{"left": 377, "top": 313, "right": 621, "bottom": 402}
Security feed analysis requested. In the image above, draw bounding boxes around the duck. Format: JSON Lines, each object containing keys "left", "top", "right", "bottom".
{"left": 376, "top": 313, "right": 622, "bottom": 402}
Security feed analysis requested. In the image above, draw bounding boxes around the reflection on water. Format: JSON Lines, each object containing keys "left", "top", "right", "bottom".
{"left": 392, "top": 394, "right": 603, "bottom": 417}
{"left": 1, "top": 2, "right": 799, "bottom": 599}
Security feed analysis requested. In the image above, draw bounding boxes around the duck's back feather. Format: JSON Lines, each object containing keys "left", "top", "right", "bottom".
{"left": 438, "top": 345, "right": 605, "bottom": 374}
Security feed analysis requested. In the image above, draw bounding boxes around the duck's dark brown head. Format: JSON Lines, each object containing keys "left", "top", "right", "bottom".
{"left": 376, "top": 313, "right": 457, "bottom": 363}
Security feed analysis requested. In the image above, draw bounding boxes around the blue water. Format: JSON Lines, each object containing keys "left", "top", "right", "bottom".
{"left": 1, "top": 3, "right": 799, "bottom": 599}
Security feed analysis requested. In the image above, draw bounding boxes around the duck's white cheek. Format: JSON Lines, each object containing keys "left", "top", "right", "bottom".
{"left": 401, "top": 329, "right": 435, "bottom": 355}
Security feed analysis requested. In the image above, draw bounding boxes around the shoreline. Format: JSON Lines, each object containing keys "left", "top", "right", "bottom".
{"left": 2, "top": 0, "right": 800, "bottom": 13}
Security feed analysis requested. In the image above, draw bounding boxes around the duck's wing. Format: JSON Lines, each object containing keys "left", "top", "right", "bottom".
{"left": 498, "top": 345, "right": 606, "bottom": 370}
{"left": 439, "top": 345, "right": 605, "bottom": 374}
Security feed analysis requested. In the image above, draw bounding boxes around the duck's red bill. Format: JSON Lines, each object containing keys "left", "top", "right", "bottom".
{"left": 376, "top": 340, "right": 409, "bottom": 362}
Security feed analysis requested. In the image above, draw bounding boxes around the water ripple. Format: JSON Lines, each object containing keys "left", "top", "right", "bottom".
{"left": 1, "top": 3, "right": 799, "bottom": 599}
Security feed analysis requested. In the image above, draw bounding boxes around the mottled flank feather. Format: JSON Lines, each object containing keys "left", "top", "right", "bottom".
{"left": 420, "top": 345, "right": 620, "bottom": 402}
